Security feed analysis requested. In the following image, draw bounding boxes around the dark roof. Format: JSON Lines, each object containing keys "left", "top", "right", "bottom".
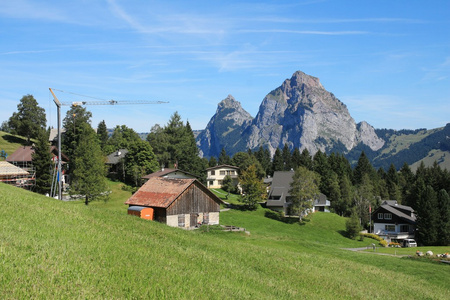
{"left": 206, "top": 164, "right": 239, "bottom": 171}
{"left": 6, "top": 146, "right": 69, "bottom": 163}
{"left": 268, "top": 171, "right": 295, "bottom": 200}
{"left": 6, "top": 146, "right": 33, "bottom": 162}
{"left": 141, "top": 168, "right": 197, "bottom": 179}
{"left": 125, "top": 177, "right": 222, "bottom": 208}
{"left": 374, "top": 204, "right": 416, "bottom": 224}
{"left": 106, "top": 149, "right": 128, "bottom": 165}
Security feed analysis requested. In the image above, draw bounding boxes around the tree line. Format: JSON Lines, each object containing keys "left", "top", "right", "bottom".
{"left": 3, "top": 95, "right": 450, "bottom": 245}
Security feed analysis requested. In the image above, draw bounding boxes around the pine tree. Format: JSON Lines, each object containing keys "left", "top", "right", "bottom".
{"left": 416, "top": 185, "right": 439, "bottom": 246}
{"left": 218, "top": 147, "right": 231, "bottom": 165}
{"left": 62, "top": 105, "right": 93, "bottom": 160}
{"left": 346, "top": 208, "right": 362, "bottom": 239}
{"left": 437, "top": 189, "right": 450, "bottom": 246}
{"left": 255, "top": 146, "right": 271, "bottom": 176}
{"left": 97, "top": 120, "right": 109, "bottom": 154}
{"left": 291, "top": 147, "right": 301, "bottom": 169}
{"left": 70, "top": 124, "right": 107, "bottom": 205}
{"left": 32, "top": 130, "right": 52, "bottom": 194}
{"left": 298, "top": 148, "right": 313, "bottom": 170}
{"left": 281, "top": 143, "right": 292, "bottom": 170}
{"left": 353, "top": 151, "right": 376, "bottom": 185}
{"left": 386, "top": 163, "right": 401, "bottom": 202}
{"left": 208, "top": 156, "right": 218, "bottom": 167}
{"left": 271, "top": 147, "right": 284, "bottom": 174}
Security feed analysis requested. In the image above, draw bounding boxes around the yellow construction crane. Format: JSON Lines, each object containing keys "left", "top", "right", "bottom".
{"left": 49, "top": 88, "right": 168, "bottom": 200}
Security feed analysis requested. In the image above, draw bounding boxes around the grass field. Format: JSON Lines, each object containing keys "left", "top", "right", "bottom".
{"left": 1, "top": 182, "right": 450, "bottom": 299}
{"left": 0, "top": 131, "right": 29, "bottom": 158}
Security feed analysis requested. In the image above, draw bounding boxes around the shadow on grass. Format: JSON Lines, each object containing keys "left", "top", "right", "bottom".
{"left": 264, "top": 210, "right": 303, "bottom": 224}
{"left": 2, "top": 134, "right": 28, "bottom": 145}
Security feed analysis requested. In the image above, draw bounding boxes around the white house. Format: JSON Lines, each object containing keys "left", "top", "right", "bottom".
{"left": 372, "top": 200, "right": 416, "bottom": 242}
{"left": 206, "top": 164, "right": 239, "bottom": 189}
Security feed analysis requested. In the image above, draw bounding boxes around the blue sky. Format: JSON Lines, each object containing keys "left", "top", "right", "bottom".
{"left": 1, "top": 0, "right": 449, "bottom": 133}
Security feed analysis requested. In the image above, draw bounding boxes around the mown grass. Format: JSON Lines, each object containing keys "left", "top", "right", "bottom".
{"left": 1, "top": 182, "right": 449, "bottom": 299}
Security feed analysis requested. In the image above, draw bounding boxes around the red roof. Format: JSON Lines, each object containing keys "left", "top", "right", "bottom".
{"left": 125, "top": 177, "right": 196, "bottom": 208}
{"left": 125, "top": 177, "right": 222, "bottom": 208}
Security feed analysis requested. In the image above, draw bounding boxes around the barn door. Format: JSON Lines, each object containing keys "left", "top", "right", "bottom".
{"left": 190, "top": 214, "right": 198, "bottom": 227}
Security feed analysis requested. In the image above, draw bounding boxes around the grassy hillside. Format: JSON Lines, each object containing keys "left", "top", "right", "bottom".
{"left": 0, "top": 131, "right": 29, "bottom": 158}
{"left": 1, "top": 183, "right": 449, "bottom": 299}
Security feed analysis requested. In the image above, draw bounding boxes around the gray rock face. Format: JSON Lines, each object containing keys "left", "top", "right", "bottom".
{"left": 197, "top": 71, "right": 384, "bottom": 158}
{"left": 196, "top": 95, "right": 253, "bottom": 157}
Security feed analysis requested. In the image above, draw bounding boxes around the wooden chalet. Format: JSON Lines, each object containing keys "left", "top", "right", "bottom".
{"left": 125, "top": 177, "right": 223, "bottom": 228}
{"left": 372, "top": 200, "right": 416, "bottom": 242}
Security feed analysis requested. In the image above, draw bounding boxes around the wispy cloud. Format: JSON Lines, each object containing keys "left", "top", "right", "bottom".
{"left": 0, "top": 0, "right": 68, "bottom": 22}
{"left": 238, "top": 29, "right": 368, "bottom": 35}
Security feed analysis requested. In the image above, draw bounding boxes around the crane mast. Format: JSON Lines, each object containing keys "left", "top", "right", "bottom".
{"left": 48, "top": 88, "right": 168, "bottom": 200}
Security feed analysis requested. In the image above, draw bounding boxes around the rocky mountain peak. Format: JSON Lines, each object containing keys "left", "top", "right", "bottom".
{"left": 288, "top": 71, "right": 323, "bottom": 89}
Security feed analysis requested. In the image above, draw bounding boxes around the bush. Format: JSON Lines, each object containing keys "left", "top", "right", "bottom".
{"left": 346, "top": 212, "right": 361, "bottom": 239}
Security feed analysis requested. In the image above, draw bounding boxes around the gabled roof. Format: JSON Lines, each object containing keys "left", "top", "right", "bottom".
{"left": 125, "top": 177, "right": 222, "bottom": 208}
{"left": 141, "top": 168, "right": 197, "bottom": 180}
{"left": 6, "top": 145, "right": 69, "bottom": 163}
{"left": 268, "top": 171, "right": 295, "bottom": 199}
{"left": 206, "top": 164, "right": 239, "bottom": 171}
{"left": 0, "top": 161, "right": 29, "bottom": 176}
{"left": 374, "top": 204, "right": 416, "bottom": 224}
{"left": 6, "top": 146, "right": 33, "bottom": 162}
{"left": 106, "top": 149, "right": 128, "bottom": 165}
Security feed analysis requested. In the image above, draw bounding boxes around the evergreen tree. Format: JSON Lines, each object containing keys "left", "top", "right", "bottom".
{"left": 218, "top": 147, "right": 231, "bottom": 165}
{"left": 399, "top": 163, "right": 414, "bottom": 204}
{"left": 8, "top": 95, "right": 46, "bottom": 144}
{"left": 62, "top": 105, "right": 93, "bottom": 160}
{"left": 70, "top": 124, "right": 107, "bottom": 205}
{"left": 291, "top": 147, "right": 301, "bottom": 169}
{"left": 338, "top": 175, "right": 353, "bottom": 217}
{"left": 32, "top": 130, "right": 52, "bottom": 194}
{"left": 386, "top": 163, "right": 401, "bottom": 202}
{"left": 239, "top": 165, "right": 267, "bottom": 210}
{"left": 208, "top": 156, "right": 218, "bottom": 167}
{"left": 416, "top": 185, "right": 439, "bottom": 245}
{"left": 97, "top": 120, "right": 109, "bottom": 154}
{"left": 298, "top": 148, "right": 313, "bottom": 170}
{"left": 327, "top": 171, "right": 341, "bottom": 210}
{"left": 177, "top": 121, "right": 205, "bottom": 181}
{"left": 255, "top": 146, "right": 271, "bottom": 176}
{"left": 281, "top": 143, "right": 292, "bottom": 170}
{"left": 271, "top": 147, "right": 284, "bottom": 174}
{"left": 346, "top": 208, "right": 362, "bottom": 239}
{"left": 353, "top": 151, "right": 376, "bottom": 185}
{"left": 437, "top": 189, "right": 450, "bottom": 246}
{"left": 353, "top": 174, "right": 375, "bottom": 228}
{"left": 288, "top": 166, "right": 320, "bottom": 220}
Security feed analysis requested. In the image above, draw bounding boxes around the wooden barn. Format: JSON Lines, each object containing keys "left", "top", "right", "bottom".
{"left": 125, "top": 177, "right": 222, "bottom": 228}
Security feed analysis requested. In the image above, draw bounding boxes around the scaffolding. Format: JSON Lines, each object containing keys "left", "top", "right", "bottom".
{"left": 0, "top": 161, "right": 35, "bottom": 189}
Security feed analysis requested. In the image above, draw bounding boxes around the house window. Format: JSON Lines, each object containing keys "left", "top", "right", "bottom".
{"left": 209, "top": 181, "right": 214, "bottom": 186}
{"left": 385, "top": 225, "right": 395, "bottom": 232}
{"left": 384, "top": 213, "right": 392, "bottom": 220}
{"left": 210, "top": 170, "right": 215, "bottom": 176}
{"left": 178, "top": 215, "right": 185, "bottom": 227}
{"left": 220, "top": 170, "right": 225, "bottom": 175}
{"left": 400, "top": 225, "right": 409, "bottom": 233}
{"left": 218, "top": 180, "right": 223, "bottom": 185}
{"left": 378, "top": 213, "right": 383, "bottom": 219}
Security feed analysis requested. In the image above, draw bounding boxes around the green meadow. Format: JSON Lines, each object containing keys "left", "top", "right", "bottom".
{"left": 1, "top": 182, "right": 449, "bottom": 299}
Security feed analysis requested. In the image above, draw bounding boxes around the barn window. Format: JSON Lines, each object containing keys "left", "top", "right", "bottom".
{"left": 203, "top": 212, "right": 209, "bottom": 224}
{"left": 178, "top": 215, "right": 185, "bottom": 227}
